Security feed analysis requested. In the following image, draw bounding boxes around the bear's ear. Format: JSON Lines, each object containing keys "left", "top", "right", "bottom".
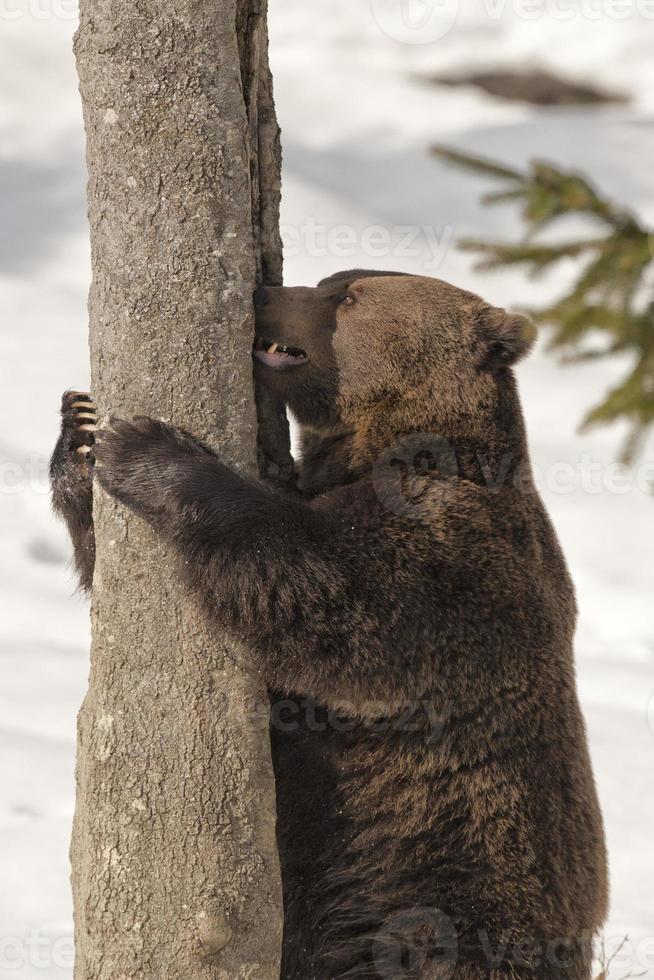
{"left": 475, "top": 305, "right": 536, "bottom": 371}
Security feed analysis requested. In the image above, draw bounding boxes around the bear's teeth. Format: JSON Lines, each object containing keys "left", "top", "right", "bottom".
{"left": 267, "top": 343, "right": 279, "bottom": 354}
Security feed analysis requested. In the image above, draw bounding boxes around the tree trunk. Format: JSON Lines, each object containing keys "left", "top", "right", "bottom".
{"left": 71, "top": 1, "right": 287, "bottom": 976}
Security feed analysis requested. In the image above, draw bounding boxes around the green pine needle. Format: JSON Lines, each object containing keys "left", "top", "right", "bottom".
{"left": 435, "top": 145, "right": 654, "bottom": 462}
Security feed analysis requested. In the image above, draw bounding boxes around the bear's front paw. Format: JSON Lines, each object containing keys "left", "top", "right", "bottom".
{"left": 94, "top": 417, "right": 211, "bottom": 525}
{"left": 59, "top": 390, "right": 98, "bottom": 471}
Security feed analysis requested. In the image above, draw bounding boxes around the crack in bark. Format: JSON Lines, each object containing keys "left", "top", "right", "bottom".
{"left": 236, "top": 0, "right": 295, "bottom": 488}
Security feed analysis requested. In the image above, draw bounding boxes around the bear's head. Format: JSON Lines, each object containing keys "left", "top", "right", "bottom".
{"left": 253, "top": 270, "right": 535, "bottom": 452}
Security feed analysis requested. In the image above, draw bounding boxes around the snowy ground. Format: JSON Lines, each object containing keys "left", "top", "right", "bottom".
{"left": 1, "top": 1, "right": 653, "bottom": 977}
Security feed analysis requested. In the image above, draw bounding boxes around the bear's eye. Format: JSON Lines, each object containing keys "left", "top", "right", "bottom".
{"left": 340, "top": 294, "right": 356, "bottom": 307}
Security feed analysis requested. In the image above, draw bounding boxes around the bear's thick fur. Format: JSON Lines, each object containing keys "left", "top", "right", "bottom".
{"left": 51, "top": 272, "right": 608, "bottom": 979}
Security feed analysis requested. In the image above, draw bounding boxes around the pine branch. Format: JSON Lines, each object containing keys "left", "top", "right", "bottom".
{"left": 433, "top": 145, "right": 654, "bottom": 461}
{"left": 432, "top": 145, "right": 522, "bottom": 181}
{"left": 458, "top": 237, "right": 602, "bottom": 274}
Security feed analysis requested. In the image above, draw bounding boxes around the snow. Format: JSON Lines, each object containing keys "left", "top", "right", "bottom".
{"left": 1, "top": 1, "right": 653, "bottom": 977}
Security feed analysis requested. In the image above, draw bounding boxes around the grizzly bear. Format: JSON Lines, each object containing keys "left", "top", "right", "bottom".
{"left": 50, "top": 271, "right": 608, "bottom": 979}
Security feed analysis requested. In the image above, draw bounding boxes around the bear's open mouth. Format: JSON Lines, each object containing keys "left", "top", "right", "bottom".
{"left": 253, "top": 337, "right": 309, "bottom": 370}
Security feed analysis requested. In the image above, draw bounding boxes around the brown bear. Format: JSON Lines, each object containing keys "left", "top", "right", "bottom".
{"left": 50, "top": 271, "right": 608, "bottom": 979}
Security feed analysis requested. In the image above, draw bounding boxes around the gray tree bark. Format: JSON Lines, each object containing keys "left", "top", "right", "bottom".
{"left": 71, "top": 1, "right": 289, "bottom": 976}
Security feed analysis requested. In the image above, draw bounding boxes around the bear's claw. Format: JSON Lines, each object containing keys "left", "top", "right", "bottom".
{"left": 60, "top": 390, "right": 98, "bottom": 467}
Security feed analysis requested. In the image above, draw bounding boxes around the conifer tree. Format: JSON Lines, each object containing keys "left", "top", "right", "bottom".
{"left": 433, "top": 146, "right": 654, "bottom": 460}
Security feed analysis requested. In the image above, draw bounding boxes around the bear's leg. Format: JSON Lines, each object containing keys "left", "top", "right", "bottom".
{"left": 50, "top": 390, "right": 97, "bottom": 592}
